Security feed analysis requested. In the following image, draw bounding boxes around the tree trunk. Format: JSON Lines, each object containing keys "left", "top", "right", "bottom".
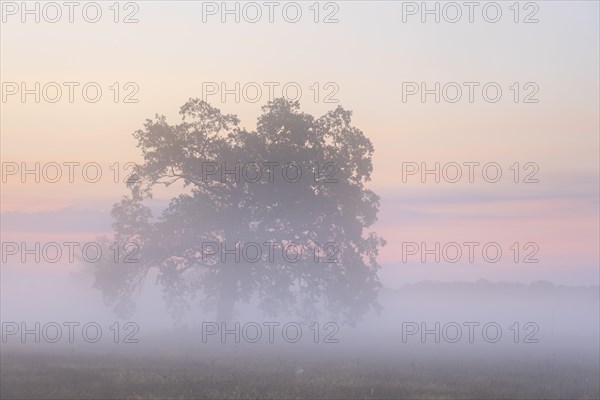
{"left": 216, "top": 265, "right": 237, "bottom": 323}
{"left": 216, "top": 219, "right": 241, "bottom": 324}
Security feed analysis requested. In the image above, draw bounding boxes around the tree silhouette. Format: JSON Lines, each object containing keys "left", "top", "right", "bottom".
{"left": 93, "top": 98, "right": 385, "bottom": 325}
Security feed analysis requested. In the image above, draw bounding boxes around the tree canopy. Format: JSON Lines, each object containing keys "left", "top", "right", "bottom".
{"left": 93, "top": 98, "right": 385, "bottom": 325}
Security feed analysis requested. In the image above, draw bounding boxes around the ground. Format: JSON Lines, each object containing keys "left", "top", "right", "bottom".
{"left": 1, "top": 345, "right": 598, "bottom": 399}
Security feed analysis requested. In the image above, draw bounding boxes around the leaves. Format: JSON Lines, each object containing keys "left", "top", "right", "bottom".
{"left": 93, "top": 98, "right": 385, "bottom": 324}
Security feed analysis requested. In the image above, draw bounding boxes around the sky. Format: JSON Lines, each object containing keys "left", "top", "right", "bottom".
{"left": 1, "top": 0, "right": 599, "bottom": 286}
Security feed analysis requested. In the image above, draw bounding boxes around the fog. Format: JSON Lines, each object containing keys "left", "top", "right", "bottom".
{"left": 2, "top": 3, "right": 599, "bottom": 395}
{"left": 2, "top": 261, "right": 598, "bottom": 355}
{"left": 2, "top": 97, "right": 599, "bottom": 398}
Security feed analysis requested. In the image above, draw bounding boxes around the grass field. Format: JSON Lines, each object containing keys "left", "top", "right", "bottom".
{"left": 1, "top": 344, "right": 598, "bottom": 399}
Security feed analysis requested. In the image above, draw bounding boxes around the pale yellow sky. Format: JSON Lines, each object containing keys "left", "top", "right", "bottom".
{"left": 1, "top": 1, "right": 598, "bottom": 284}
